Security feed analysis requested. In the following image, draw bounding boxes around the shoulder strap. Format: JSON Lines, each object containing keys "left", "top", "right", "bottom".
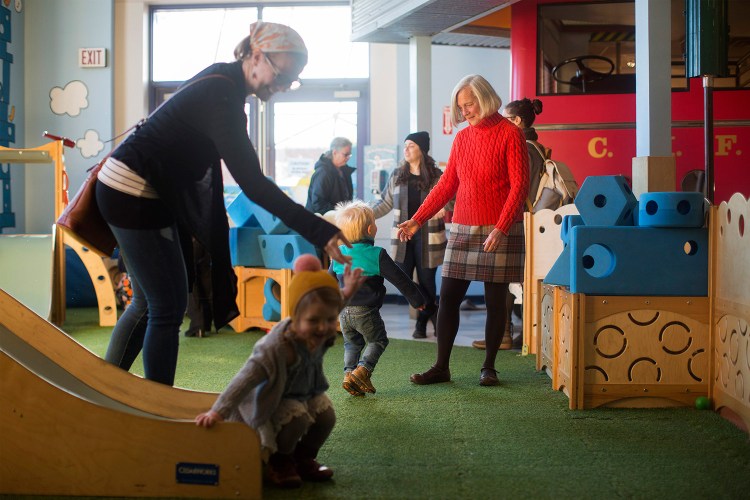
{"left": 104, "top": 74, "right": 236, "bottom": 146}
{"left": 526, "top": 140, "right": 549, "bottom": 161}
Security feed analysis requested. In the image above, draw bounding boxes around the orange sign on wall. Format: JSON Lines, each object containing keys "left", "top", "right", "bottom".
{"left": 442, "top": 106, "right": 452, "bottom": 135}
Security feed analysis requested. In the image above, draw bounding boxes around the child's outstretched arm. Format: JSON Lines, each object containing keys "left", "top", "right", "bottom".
{"left": 195, "top": 409, "right": 224, "bottom": 428}
{"left": 378, "top": 249, "right": 426, "bottom": 309}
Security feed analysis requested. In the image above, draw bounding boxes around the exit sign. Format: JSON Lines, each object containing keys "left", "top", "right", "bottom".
{"left": 79, "top": 48, "right": 106, "bottom": 68}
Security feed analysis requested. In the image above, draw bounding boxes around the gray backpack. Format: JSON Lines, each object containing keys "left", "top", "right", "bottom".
{"left": 526, "top": 140, "right": 579, "bottom": 213}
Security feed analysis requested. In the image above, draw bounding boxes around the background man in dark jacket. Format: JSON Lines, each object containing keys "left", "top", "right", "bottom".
{"left": 305, "top": 137, "right": 355, "bottom": 214}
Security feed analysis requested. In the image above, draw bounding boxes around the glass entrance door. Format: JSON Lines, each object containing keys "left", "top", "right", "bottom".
{"left": 272, "top": 101, "right": 358, "bottom": 205}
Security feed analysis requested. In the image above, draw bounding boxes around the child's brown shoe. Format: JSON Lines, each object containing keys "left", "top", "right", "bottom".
{"left": 295, "top": 457, "right": 334, "bottom": 482}
{"left": 342, "top": 370, "right": 365, "bottom": 396}
{"left": 350, "top": 365, "right": 376, "bottom": 394}
{"left": 265, "top": 453, "right": 302, "bottom": 489}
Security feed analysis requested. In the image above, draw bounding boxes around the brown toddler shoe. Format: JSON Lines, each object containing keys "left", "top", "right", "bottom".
{"left": 350, "top": 365, "right": 376, "bottom": 394}
{"left": 342, "top": 370, "right": 365, "bottom": 396}
{"left": 265, "top": 453, "right": 302, "bottom": 489}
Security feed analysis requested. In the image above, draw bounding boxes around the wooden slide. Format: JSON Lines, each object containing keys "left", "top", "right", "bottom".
{"left": 0, "top": 287, "right": 217, "bottom": 418}
{"left": 0, "top": 288, "right": 262, "bottom": 498}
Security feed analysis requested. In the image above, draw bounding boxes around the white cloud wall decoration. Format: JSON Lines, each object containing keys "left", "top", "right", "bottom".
{"left": 50, "top": 80, "right": 89, "bottom": 117}
{"left": 77, "top": 129, "right": 105, "bottom": 159}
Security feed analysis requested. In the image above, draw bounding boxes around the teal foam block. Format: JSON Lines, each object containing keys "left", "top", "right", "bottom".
{"left": 262, "top": 279, "right": 281, "bottom": 321}
{"left": 229, "top": 227, "right": 264, "bottom": 267}
{"left": 638, "top": 192, "right": 706, "bottom": 228}
{"left": 569, "top": 226, "right": 708, "bottom": 296}
{"left": 226, "top": 192, "right": 260, "bottom": 228}
{"left": 259, "top": 234, "right": 316, "bottom": 269}
{"left": 543, "top": 244, "right": 571, "bottom": 286}
{"left": 575, "top": 175, "right": 638, "bottom": 226}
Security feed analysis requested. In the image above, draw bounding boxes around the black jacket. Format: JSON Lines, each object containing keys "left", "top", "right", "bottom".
{"left": 111, "top": 61, "right": 339, "bottom": 327}
{"left": 305, "top": 154, "right": 355, "bottom": 214}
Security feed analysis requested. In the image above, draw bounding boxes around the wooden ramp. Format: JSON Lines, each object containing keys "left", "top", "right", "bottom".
{"left": 0, "top": 287, "right": 216, "bottom": 419}
{"left": 0, "top": 288, "right": 263, "bottom": 498}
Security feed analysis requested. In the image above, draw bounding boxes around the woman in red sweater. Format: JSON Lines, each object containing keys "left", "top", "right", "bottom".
{"left": 398, "top": 74, "right": 529, "bottom": 386}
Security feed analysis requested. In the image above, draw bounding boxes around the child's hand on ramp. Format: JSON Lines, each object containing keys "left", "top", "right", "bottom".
{"left": 195, "top": 410, "right": 223, "bottom": 428}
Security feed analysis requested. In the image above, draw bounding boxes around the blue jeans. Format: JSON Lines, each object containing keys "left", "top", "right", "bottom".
{"left": 340, "top": 306, "right": 389, "bottom": 373}
{"left": 104, "top": 224, "right": 188, "bottom": 385}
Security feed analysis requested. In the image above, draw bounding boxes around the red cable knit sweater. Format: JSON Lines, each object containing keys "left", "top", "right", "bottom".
{"left": 413, "top": 112, "right": 530, "bottom": 234}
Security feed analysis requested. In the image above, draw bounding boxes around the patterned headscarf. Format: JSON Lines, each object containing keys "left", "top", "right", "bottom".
{"left": 249, "top": 21, "right": 307, "bottom": 56}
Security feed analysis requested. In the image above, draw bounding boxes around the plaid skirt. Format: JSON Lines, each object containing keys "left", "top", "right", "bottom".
{"left": 442, "top": 222, "right": 525, "bottom": 283}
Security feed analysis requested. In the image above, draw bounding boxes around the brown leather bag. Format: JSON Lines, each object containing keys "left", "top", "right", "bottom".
{"left": 56, "top": 157, "right": 117, "bottom": 257}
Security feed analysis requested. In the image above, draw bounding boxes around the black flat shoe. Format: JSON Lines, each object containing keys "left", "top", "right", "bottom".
{"left": 410, "top": 366, "right": 450, "bottom": 385}
{"left": 479, "top": 368, "right": 500, "bottom": 386}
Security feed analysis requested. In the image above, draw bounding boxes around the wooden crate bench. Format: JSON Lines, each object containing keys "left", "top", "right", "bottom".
{"left": 230, "top": 267, "right": 292, "bottom": 332}
{"left": 548, "top": 286, "right": 710, "bottom": 409}
{"left": 537, "top": 283, "right": 556, "bottom": 376}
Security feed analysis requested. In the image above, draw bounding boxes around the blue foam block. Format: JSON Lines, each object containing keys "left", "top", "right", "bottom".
{"left": 569, "top": 226, "right": 708, "bottom": 296}
{"left": 262, "top": 302, "right": 281, "bottom": 322}
{"left": 575, "top": 175, "right": 638, "bottom": 226}
{"left": 251, "top": 202, "right": 290, "bottom": 235}
{"left": 226, "top": 192, "right": 260, "bottom": 228}
{"left": 259, "top": 234, "right": 316, "bottom": 269}
{"left": 638, "top": 192, "right": 705, "bottom": 228}
{"left": 229, "top": 227, "right": 264, "bottom": 267}
{"left": 264, "top": 278, "right": 281, "bottom": 314}
{"left": 543, "top": 244, "right": 572, "bottom": 286}
{"left": 560, "top": 215, "right": 584, "bottom": 246}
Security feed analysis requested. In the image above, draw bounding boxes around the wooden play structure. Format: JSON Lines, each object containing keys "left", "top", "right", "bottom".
{"left": 231, "top": 266, "right": 292, "bottom": 331}
{"left": 0, "top": 287, "right": 262, "bottom": 498}
{"left": 522, "top": 204, "right": 579, "bottom": 356}
{"left": 0, "top": 288, "right": 216, "bottom": 418}
{"left": 528, "top": 195, "right": 749, "bottom": 432}
{"left": 0, "top": 141, "right": 117, "bottom": 326}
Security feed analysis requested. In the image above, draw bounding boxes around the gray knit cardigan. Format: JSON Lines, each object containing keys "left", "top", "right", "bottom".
{"left": 371, "top": 169, "right": 450, "bottom": 269}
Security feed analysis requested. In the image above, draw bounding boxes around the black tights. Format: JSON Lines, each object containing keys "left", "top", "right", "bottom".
{"left": 275, "top": 406, "right": 336, "bottom": 457}
{"left": 434, "top": 277, "right": 509, "bottom": 371}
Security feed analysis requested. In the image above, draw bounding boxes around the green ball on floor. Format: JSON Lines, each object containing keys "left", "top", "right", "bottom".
{"left": 695, "top": 396, "right": 711, "bottom": 410}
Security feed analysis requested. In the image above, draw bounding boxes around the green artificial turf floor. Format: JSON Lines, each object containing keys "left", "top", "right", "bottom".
{"left": 4, "top": 307, "right": 750, "bottom": 499}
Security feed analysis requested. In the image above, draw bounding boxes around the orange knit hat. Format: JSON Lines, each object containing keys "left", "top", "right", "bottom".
{"left": 287, "top": 270, "right": 340, "bottom": 315}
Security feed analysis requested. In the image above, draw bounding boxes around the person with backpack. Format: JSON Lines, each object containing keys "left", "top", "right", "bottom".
{"left": 503, "top": 98, "right": 547, "bottom": 207}
{"left": 472, "top": 97, "right": 547, "bottom": 352}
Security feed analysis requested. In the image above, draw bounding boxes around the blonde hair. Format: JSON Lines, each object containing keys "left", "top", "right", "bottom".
{"left": 334, "top": 200, "right": 374, "bottom": 242}
{"left": 449, "top": 74, "right": 502, "bottom": 126}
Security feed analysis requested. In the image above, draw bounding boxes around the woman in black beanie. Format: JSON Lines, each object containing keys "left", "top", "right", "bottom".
{"left": 372, "top": 131, "right": 450, "bottom": 338}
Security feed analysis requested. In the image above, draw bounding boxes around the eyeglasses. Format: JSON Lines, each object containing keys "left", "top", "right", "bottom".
{"left": 263, "top": 52, "right": 301, "bottom": 91}
{"left": 339, "top": 150, "right": 352, "bottom": 158}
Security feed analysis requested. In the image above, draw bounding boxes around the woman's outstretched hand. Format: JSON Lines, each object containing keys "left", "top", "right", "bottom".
{"left": 397, "top": 219, "right": 420, "bottom": 242}
{"left": 325, "top": 231, "right": 353, "bottom": 265}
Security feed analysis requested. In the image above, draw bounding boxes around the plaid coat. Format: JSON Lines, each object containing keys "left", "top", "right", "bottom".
{"left": 371, "top": 169, "right": 450, "bottom": 269}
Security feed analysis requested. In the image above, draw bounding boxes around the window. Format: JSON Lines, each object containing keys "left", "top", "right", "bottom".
{"left": 149, "top": 3, "right": 370, "bottom": 199}
{"left": 537, "top": 0, "right": 750, "bottom": 95}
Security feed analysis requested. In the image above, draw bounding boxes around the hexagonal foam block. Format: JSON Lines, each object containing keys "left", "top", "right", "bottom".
{"left": 575, "top": 175, "right": 638, "bottom": 227}
{"left": 638, "top": 192, "right": 706, "bottom": 228}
